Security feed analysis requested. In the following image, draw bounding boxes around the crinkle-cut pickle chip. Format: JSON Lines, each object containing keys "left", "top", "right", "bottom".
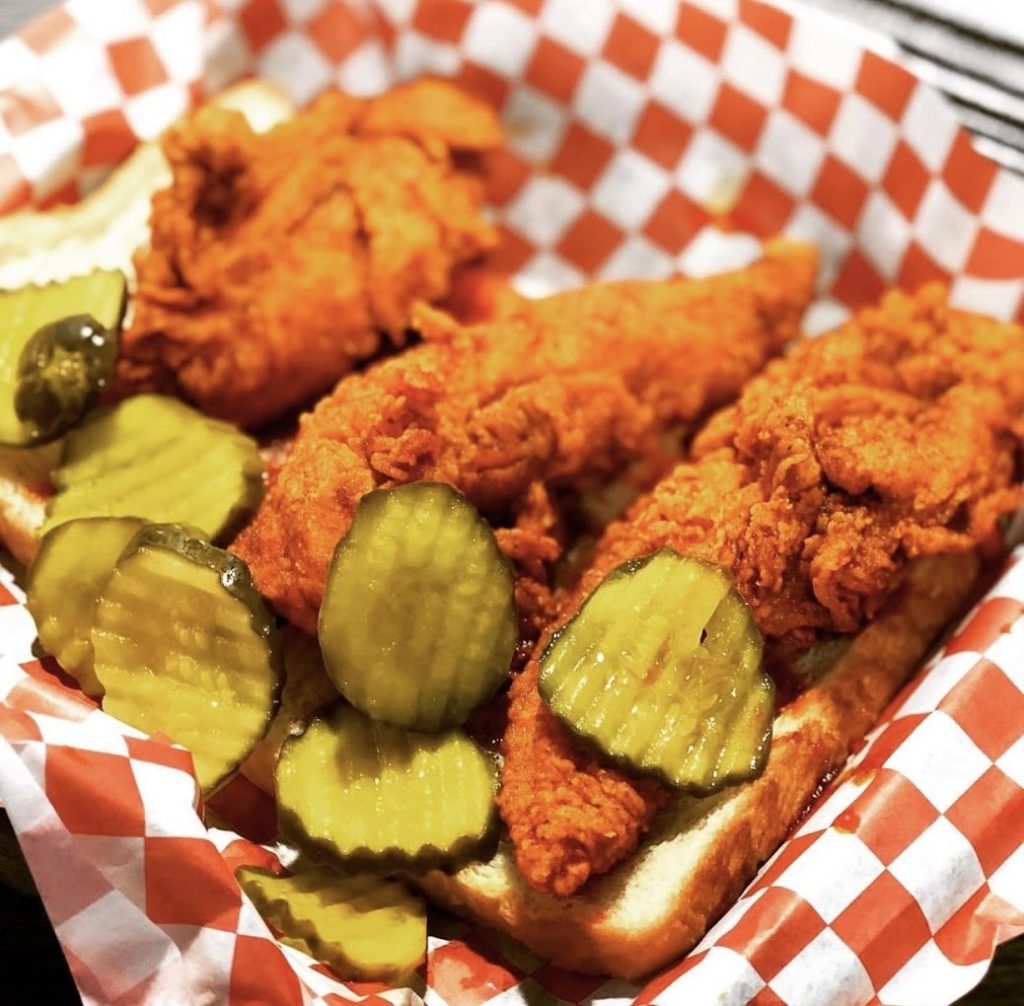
{"left": 236, "top": 865, "right": 426, "bottom": 982}
{"left": 539, "top": 548, "right": 774, "bottom": 793}
{"left": 0, "top": 270, "right": 126, "bottom": 446}
{"left": 90, "top": 524, "right": 282, "bottom": 792}
{"left": 16, "top": 313, "right": 121, "bottom": 444}
{"left": 241, "top": 628, "right": 339, "bottom": 795}
{"left": 277, "top": 703, "right": 498, "bottom": 870}
{"left": 44, "top": 393, "right": 264, "bottom": 541}
{"left": 26, "top": 515, "right": 146, "bottom": 697}
{"left": 319, "top": 482, "right": 517, "bottom": 732}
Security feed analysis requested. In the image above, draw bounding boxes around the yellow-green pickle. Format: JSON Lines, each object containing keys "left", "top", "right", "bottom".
{"left": 236, "top": 865, "right": 426, "bottom": 982}
{"left": 90, "top": 523, "right": 282, "bottom": 791}
{"left": 277, "top": 703, "right": 498, "bottom": 870}
{"left": 0, "top": 270, "right": 126, "bottom": 445}
{"left": 45, "top": 393, "right": 263, "bottom": 540}
{"left": 539, "top": 548, "right": 775, "bottom": 793}
{"left": 26, "top": 515, "right": 145, "bottom": 697}
{"left": 319, "top": 482, "right": 517, "bottom": 732}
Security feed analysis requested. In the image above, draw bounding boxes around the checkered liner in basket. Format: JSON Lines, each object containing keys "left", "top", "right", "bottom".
{"left": 0, "top": 2, "right": 1022, "bottom": 1005}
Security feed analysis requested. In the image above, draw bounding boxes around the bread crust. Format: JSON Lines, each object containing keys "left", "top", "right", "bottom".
{"left": 0, "top": 452, "right": 47, "bottom": 565}
{"left": 418, "top": 551, "right": 981, "bottom": 979}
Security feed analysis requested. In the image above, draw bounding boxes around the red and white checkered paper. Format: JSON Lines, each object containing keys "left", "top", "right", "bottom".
{"left": 0, "top": 1, "right": 1022, "bottom": 1004}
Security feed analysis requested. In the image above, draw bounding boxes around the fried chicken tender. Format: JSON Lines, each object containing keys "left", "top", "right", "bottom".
{"left": 501, "top": 284, "right": 1024, "bottom": 896}
{"left": 119, "top": 80, "right": 500, "bottom": 428}
{"left": 232, "top": 242, "right": 817, "bottom": 636}
{"left": 441, "top": 266, "right": 527, "bottom": 324}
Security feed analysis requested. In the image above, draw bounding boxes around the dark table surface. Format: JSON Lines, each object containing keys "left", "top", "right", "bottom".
{"left": 0, "top": 0, "right": 1021, "bottom": 1003}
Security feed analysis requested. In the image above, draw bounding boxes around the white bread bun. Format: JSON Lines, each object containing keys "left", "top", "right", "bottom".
{"left": 417, "top": 552, "right": 980, "bottom": 979}
{"left": 0, "top": 445, "right": 49, "bottom": 565}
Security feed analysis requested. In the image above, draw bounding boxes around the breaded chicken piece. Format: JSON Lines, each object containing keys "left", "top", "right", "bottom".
{"left": 441, "top": 266, "right": 528, "bottom": 324}
{"left": 119, "top": 80, "right": 500, "bottom": 428}
{"left": 232, "top": 242, "right": 818, "bottom": 636}
{"left": 501, "top": 284, "right": 1024, "bottom": 896}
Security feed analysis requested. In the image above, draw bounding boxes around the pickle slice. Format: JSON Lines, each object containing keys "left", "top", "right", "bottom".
{"left": 45, "top": 394, "right": 263, "bottom": 541}
{"left": 277, "top": 703, "right": 498, "bottom": 869}
{"left": 236, "top": 865, "right": 426, "bottom": 982}
{"left": 0, "top": 271, "right": 126, "bottom": 445}
{"left": 26, "top": 515, "right": 145, "bottom": 697}
{"left": 241, "top": 628, "right": 339, "bottom": 795}
{"left": 16, "top": 314, "right": 121, "bottom": 443}
{"left": 319, "top": 483, "right": 517, "bottom": 732}
{"left": 539, "top": 549, "right": 774, "bottom": 793}
{"left": 91, "top": 524, "right": 282, "bottom": 792}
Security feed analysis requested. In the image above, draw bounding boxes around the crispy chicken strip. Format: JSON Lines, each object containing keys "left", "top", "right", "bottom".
{"left": 232, "top": 242, "right": 817, "bottom": 635}
{"left": 119, "top": 80, "right": 500, "bottom": 428}
{"left": 501, "top": 284, "right": 1024, "bottom": 896}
